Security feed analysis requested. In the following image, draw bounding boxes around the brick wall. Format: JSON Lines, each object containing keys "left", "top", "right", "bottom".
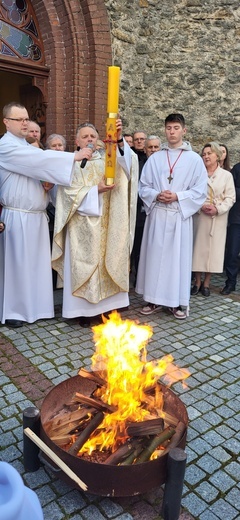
{"left": 31, "top": 0, "right": 112, "bottom": 150}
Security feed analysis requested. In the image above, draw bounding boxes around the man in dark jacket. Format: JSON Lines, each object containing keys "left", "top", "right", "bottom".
{"left": 220, "top": 161, "right": 240, "bottom": 294}
{"left": 131, "top": 130, "right": 147, "bottom": 284}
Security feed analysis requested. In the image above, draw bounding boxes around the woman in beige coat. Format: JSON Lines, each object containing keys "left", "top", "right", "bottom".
{"left": 191, "top": 142, "right": 235, "bottom": 296}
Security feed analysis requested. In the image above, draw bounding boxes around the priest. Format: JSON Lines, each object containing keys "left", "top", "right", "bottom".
{"left": 52, "top": 120, "right": 138, "bottom": 326}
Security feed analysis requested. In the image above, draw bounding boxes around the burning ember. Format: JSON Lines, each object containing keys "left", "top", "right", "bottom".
{"left": 44, "top": 311, "right": 190, "bottom": 466}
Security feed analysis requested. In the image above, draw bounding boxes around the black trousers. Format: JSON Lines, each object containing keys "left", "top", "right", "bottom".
{"left": 224, "top": 224, "right": 240, "bottom": 286}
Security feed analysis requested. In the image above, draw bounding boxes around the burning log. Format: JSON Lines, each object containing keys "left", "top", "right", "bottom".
{"left": 136, "top": 426, "right": 176, "bottom": 464}
{"left": 126, "top": 417, "right": 164, "bottom": 437}
{"left": 161, "top": 411, "right": 179, "bottom": 428}
{"left": 68, "top": 411, "right": 104, "bottom": 456}
{"left": 78, "top": 368, "right": 106, "bottom": 386}
{"left": 104, "top": 438, "right": 143, "bottom": 465}
{"left": 120, "top": 442, "right": 145, "bottom": 466}
{"left": 71, "top": 392, "right": 115, "bottom": 413}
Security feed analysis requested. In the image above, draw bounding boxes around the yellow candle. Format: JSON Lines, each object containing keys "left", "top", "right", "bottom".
{"left": 105, "top": 66, "right": 120, "bottom": 185}
{"left": 107, "top": 66, "right": 120, "bottom": 115}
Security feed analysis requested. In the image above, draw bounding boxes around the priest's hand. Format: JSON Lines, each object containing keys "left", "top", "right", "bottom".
{"left": 74, "top": 147, "right": 93, "bottom": 162}
{"left": 157, "top": 190, "right": 178, "bottom": 203}
{"left": 116, "top": 116, "right": 123, "bottom": 144}
{"left": 41, "top": 181, "right": 54, "bottom": 192}
{"left": 0, "top": 222, "right": 5, "bottom": 233}
{"left": 98, "top": 177, "right": 115, "bottom": 193}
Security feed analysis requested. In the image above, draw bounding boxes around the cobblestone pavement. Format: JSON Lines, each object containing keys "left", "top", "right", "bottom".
{"left": 0, "top": 273, "right": 239, "bottom": 520}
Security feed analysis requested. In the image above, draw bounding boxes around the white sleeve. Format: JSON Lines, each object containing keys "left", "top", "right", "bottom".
{"left": 116, "top": 140, "right": 131, "bottom": 180}
{"left": 77, "top": 185, "right": 103, "bottom": 216}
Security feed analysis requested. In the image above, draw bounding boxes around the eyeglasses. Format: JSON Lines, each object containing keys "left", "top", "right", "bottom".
{"left": 6, "top": 118, "right": 30, "bottom": 123}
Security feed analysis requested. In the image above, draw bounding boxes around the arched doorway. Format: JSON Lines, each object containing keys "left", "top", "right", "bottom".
{"left": 0, "top": 0, "right": 112, "bottom": 148}
{"left": 0, "top": 0, "right": 48, "bottom": 138}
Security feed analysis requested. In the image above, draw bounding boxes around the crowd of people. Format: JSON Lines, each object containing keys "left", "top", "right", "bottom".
{"left": 0, "top": 102, "right": 239, "bottom": 329}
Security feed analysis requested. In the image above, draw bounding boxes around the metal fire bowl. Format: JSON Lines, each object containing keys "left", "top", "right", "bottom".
{"left": 40, "top": 375, "right": 188, "bottom": 497}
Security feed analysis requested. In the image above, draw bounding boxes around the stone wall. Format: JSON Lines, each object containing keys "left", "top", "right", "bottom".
{"left": 104, "top": 0, "right": 240, "bottom": 164}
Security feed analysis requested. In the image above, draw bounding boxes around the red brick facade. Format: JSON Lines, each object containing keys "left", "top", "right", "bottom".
{"left": 31, "top": 0, "right": 112, "bottom": 148}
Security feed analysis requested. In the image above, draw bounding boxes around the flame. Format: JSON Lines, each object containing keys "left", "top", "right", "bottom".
{"left": 78, "top": 311, "right": 190, "bottom": 455}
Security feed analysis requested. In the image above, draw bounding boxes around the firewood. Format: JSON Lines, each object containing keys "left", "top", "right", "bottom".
{"left": 78, "top": 368, "right": 106, "bottom": 386}
{"left": 135, "top": 426, "right": 176, "bottom": 464}
{"left": 68, "top": 411, "right": 104, "bottom": 456}
{"left": 104, "top": 441, "right": 135, "bottom": 465}
{"left": 72, "top": 392, "right": 115, "bottom": 413}
{"left": 44, "top": 408, "right": 95, "bottom": 437}
{"left": 50, "top": 434, "right": 72, "bottom": 446}
{"left": 24, "top": 428, "right": 87, "bottom": 491}
{"left": 158, "top": 421, "right": 186, "bottom": 457}
{"left": 160, "top": 411, "right": 179, "bottom": 427}
{"left": 126, "top": 417, "right": 164, "bottom": 437}
{"left": 120, "top": 441, "right": 145, "bottom": 465}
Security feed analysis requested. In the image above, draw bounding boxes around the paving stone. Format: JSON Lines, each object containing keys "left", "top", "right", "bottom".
{"left": 81, "top": 504, "right": 106, "bottom": 519}
{"left": 37, "top": 484, "right": 57, "bottom": 506}
{"left": 181, "top": 492, "right": 207, "bottom": 516}
{"left": 210, "top": 446, "right": 232, "bottom": 463}
{"left": 225, "top": 487, "right": 240, "bottom": 511}
{"left": 207, "top": 498, "right": 238, "bottom": 520}
{"left": 42, "top": 502, "right": 65, "bottom": 520}
{"left": 58, "top": 489, "right": 87, "bottom": 514}
{"left": 194, "top": 481, "right": 219, "bottom": 503}
{"left": 196, "top": 454, "right": 221, "bottom": 474}
{"left": 199, "top": 510, "right": 221, "bottom": 520}
{"left": 209, "top": 470, "right": 235, "bottom": 493}
{"left": 185, "top": 465, "right": 207, "bottom": 485}
{"left": 100, "top": 498, "right": 124, "bottom": 517}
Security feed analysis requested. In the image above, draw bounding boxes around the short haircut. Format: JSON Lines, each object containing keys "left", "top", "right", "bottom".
{"left": 201, "top": 141, "right": 222, "bottom": 162}
{"left": 3, "top": 102, "right": 26, "bottom": 118}
{"left": 133, "top": 130, "right": 147, "bottom": 138}
{"left": 46, "top": 133, "right": 66, "bottom": 149}
{"left": 76, "top": 122, "right": 97, "bottom": 135}
{"left": 165, "top": 113, "right": 185, "bottom": 127}
{"left": 29, "top": 120, "right": 41, "bottom": 128}
{"left": 146, "top": 135, "right": 161, "bottom": 142}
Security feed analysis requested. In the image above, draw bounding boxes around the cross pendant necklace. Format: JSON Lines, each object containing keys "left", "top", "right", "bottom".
{"left": 166, "top": 149, "right": 183, "bottom": 184}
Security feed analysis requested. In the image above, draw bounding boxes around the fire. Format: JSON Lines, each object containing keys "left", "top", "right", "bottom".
{"left": 77, "top": 311, "right": 190, "bottom": 456}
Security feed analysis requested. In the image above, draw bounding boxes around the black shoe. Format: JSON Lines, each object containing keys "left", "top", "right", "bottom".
{"left": 220, "top": 285, "right": 235, "bottom": 295}
{"left": 5, "top": 320, "right": 23, "bottom": 328}
{"left": 79, "top": 317, "right": 91, "bottom": 328}
{"left": 201, "top": 286, "right": 210, "bottom": 297}
{"left": 191, "top": 285, "right": 201, "bottom": 296}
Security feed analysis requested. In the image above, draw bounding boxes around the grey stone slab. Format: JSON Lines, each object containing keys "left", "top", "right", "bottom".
{"left": 181, "top": 492, "right": 207, "bottom": 516}
{"left": 81, "top": 505, "right": 106, "bottom": 520}
{"left": 58, "top": 490, "right": 87, "bottom": 514}
{"left": 195, "top": 481, "right": 219, "bottom": 503}
{"left": 100, "top": 498, "right": 124, "bottom": 517}
{"left": 199, "top": 511, "right": 219, "bottom": 520}
{"left": 225, "top": 487, "right": 240, "bottom": 511}
{"left": 42, "top": 502, "right": 65, "bottom": 520}
{"left": 207, "top": 498, "right": 238, "bottom": 520}
{"left": 196, "top": 454, "right": 221, "bottom": 474}
{"left": 209, "top": 470, "right": 235, "bottom": 492}
{"left": 185, "top": 465, "right": 207, "bottom": 485}
{"left": 210, "top": 446, "right": 232, "bottom": 463}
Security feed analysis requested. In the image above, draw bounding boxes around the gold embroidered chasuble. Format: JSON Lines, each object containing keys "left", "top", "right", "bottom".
{"left": 52, "top": 151, "right": 138, "bottom": 303}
